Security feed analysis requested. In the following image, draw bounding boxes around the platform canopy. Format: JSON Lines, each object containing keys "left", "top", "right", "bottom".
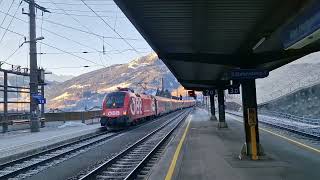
{"left": 114, "top": 0, "right": 320, "bottom": 90}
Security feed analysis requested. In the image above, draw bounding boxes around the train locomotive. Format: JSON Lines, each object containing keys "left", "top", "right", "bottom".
{"left": 100, "top": 88, "right": 195, "bottom": 129}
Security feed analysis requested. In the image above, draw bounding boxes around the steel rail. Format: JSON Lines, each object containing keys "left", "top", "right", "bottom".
{"left": 80, "top": 109, "right": 191, "bottom": 180}
{"left": 0, "top": 109, "right": 186, "bottom": 179}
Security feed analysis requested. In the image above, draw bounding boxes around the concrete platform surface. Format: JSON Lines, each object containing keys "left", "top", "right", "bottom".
{"left": 0, "top": 121, "right": 101, "bottom": 164}
{"left": 149, "top": 108, "right": 320, "bottom": 180}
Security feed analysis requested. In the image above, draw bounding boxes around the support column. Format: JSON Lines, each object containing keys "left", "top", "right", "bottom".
{"left": 29, "top": 0, "right": 40, "bottom": 132}
{"left": 40, "top": 84, "right": 45, "bottom": 127}
{"left": 217, "top": 89, "right": 227, "bottom": 128}
{"left": 209, "top": 93, "right": 216, "bottom": 120}
{"left": 239, "top": 80, "right": 264, "bottom": 160}
{"left": 2, "top": 72, "right": 8, "bottom": 133}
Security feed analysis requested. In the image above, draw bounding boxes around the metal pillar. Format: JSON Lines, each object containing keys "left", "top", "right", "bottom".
{"left": 40, "top": 84, "right": 45, "bottom": 127}
{"left": 209, "top": 93, "right": 216, "bottom": 120}
{"left": 29, "top": 0, "right": 40, "bottom": 132}
{"left": 217, "top": 89, "right": 227, "bottom": 128}
{"left": 204, "top": 96, "right": 207, "bottom": 109}
{"left": 239, "top": 80, "right": 264, "bottom": 160}
{"left": 2, "top": 72, "right": 8, "bottom": 132}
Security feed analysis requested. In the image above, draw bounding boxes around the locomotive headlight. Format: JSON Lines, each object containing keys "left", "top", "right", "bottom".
{"left": 123, "top": 111, "right": 127, "bottom": 115}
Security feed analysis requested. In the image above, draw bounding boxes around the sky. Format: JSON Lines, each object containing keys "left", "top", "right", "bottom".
{"left": 0, "top": 0, "right": 153, "bottom": 76}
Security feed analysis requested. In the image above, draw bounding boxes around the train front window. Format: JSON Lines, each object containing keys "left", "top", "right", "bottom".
{"left": 106, "top": 92, "right": 126, "bottom": 108}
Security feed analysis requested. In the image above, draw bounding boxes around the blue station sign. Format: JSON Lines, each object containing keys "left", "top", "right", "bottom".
{"left": 229, "top": 69, "right": 269, "bottom": 80}
{"left": 32, "top": 94, "right": 46, "bottom": 104}
{"left": 282, "top": 2, "right": 320, "bottom": 49}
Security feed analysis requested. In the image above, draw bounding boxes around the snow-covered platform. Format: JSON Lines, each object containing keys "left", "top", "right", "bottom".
{"left": 0, "top": 120, "right": 102, "bottom": 164}
{"left": 149, "top": 108, "right": 320, "bottom": 180}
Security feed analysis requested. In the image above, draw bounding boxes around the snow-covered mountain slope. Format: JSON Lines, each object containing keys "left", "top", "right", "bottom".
{"left": 226, "top": 52, "right": 320, "bottom": 105}
{"left": 46, "top": 53, "right": 180, "bottom": 111}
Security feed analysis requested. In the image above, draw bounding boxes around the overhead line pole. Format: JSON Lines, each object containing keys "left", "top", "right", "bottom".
{"left": 23, "top": 0, "right": 50, "bottom": 132}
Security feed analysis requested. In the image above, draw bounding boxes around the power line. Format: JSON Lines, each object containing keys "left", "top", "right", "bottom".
{"left": 39, "top": 51, "right": 96, "bottom": 54}
{"left": 0, "top": 10, "right": 109, "bottom": 57}
{"left": 0, "top": 0, "right": 15, "bottom": 27}
{"left": 42, "top": 19, "right": 141, "bottom": 40}
{"left": 0, "top": 25, "right": 105, "bottom": 67}
{"left": 39, "top": 48, "right": 150, "bottom": 55}
{"left": 0, "top": 9, "right": 141, "bottom": 41}
{"left": 47, "top": 0, "right": 113, "bottom": 62}
{"left": 50, "top": 11, "right": 125, "bottom": 18}
{"left": 0, "top": 1, "right": 22, "bottom": 45}
{"left": 80, "top": 0, "right": 140, "bottom": 54}
{"left": 39, "top": 41, "right": 105, "bottom": 67}
{"left": 0, "top": 25, "right": 24, "bottom": 37}
{"left": 2, "top": 46, "right": 23, "bottom": 63}
{"left": 36, "top": 2, "right": 117, "bottom": 6}
{"left": 46, "top": 8, "right": 117, "bottom": 13}
{"left": 43, "top": 27, "right": 103, "bottom": 55}
{"left": 47, "top": 65, "right": 101, "bottom": 70}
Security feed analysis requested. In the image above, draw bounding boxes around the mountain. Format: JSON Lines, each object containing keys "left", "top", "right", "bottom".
{"left": 46, "top": 74, "right": 74, "bottom": 82}
{"left": 46, "top": 53, "right": 180, "bottom": 111}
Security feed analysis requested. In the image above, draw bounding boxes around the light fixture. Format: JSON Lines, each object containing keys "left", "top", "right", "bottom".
{"left": 252, "top": 37, "right": 266, "bottom": 50}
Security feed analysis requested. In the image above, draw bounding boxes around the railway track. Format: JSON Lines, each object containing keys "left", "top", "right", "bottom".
{"left": 0, "top": 109, "right": 188, "bottom": 179}
{"left": 79, "top": 109, "right": 190, "bottom": 180}
{"left": 227, "top": 111, "right": 320, "bottom": 139}
{"left": 0, "top": 131, "right": 120, "bottom": 179}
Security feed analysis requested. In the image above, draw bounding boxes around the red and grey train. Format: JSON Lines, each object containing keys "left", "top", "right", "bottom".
{"left": 100, "top": 88, "right": 195, "bottom": 129}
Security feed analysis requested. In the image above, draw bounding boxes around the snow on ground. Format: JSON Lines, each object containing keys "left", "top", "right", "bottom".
{"left": 127, "top": 57, "right": 141, "bottom": 69}
{"left": 58, "top": 122, "right": 87, "bottom": 128}
{"left": 97, "top": 82, "right": 132, "bottom": 93}
{"left": 228, "top": 111, "right": 320, "bottom": 136}
{"left": 68, "top": 84, "right": 89, "bottom": 89}
{"left": 52, "top": 92, "right": 72, "bottom": 101}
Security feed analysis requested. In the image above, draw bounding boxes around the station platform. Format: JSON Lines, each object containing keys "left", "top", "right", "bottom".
{"left": 0, "top": 120, "right": 101, "bottom": 164}
{"left": 149, "top": 108, "right": 320, "bottom": 180}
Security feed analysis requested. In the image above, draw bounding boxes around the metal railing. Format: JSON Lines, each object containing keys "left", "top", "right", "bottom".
{"left": 0, "top": 110, "right": 101, "bottom": 127}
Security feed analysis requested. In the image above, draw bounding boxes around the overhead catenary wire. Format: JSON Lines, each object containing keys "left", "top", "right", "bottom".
{"left": 49, "top": 12, "right": 125, "bottom": 18}
{"left": 0, "top": 1, "right": 152, "bottom": 73}
{"left": 47, "top": 65, "right": 101, "bottom": 70}
{"left": 36, "top": 2, "right": 117, "bottom": 6}
{"left": 46, "top": 8, "right": 117, "bottom": 13}
{"left": 2, "top": 46, "right": 23, "bottom": 63}
{"left": 0, "top": 9, "right": 141, "bottom": 41}
{"left": 47, "top": 0, "right": 112, "bottom": 65}
{"left": 0, "top": 25, "right": 24, "bottom": 37}
{"left": 39, "top": 41, "right": 105, "bottom": 67}
{"left": 0, "top": 10, "right": 108, "bottom": 58}
{"left": 0, "top": 10, "right": 149, "bottom": 54}
{"left": 80, "top": 0, "right": 141, "bottom": 54}
{"left": 0, "top": 0, "right": 15, "bottom": 28}
{"left": 0, "top": 26, "right": 105, "bottom": 67}
{"left": 0, "top": 0, "right": 22, "bottom": 45}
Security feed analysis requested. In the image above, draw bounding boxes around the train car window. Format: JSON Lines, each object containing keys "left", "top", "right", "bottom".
{"left": 106, "top": 92, "right": 126, "bottom": 108}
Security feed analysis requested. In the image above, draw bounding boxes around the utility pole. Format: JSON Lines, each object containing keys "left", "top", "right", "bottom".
{"left": 23, "top": 0, "right": 50, "bottom": 132}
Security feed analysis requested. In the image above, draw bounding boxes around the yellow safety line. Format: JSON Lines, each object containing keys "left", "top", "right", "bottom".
{"left": 165, "top": 119, "right": 191, "bottom": 180}
{"left": 230, "top": 116, "right": 320, "bottom": 154}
